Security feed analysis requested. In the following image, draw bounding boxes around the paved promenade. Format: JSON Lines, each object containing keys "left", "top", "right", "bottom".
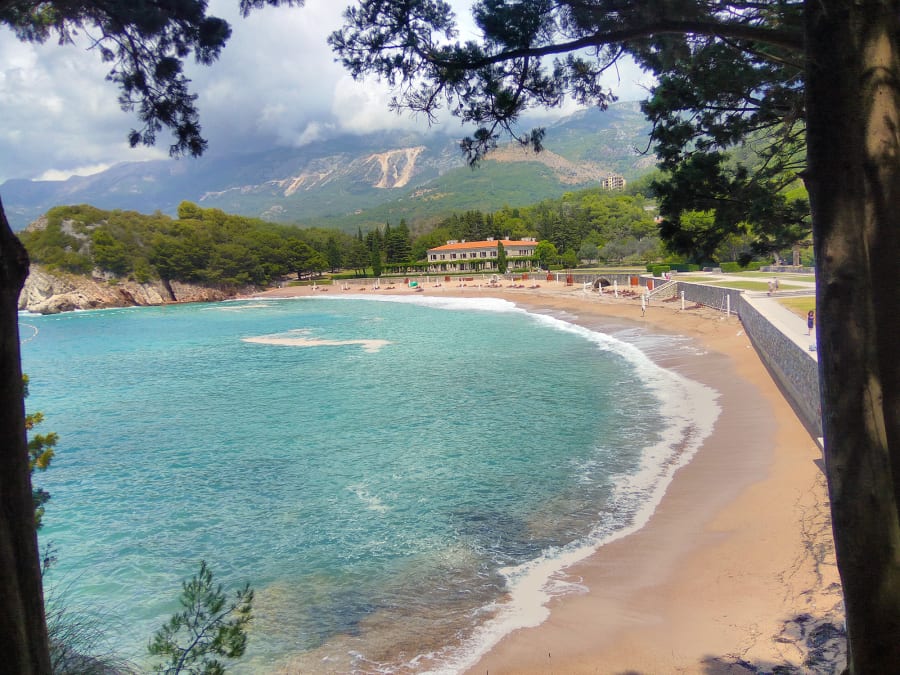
{"left": 742, "top": 293, "right": 818, "bottom": 361}
{"left": 687, "top": 272, "right": 818, "bottom": 360}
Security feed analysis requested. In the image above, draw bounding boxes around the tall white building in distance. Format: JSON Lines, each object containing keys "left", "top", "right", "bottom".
{"left": 602, "top": 174, "right": 626, "bottom": 190}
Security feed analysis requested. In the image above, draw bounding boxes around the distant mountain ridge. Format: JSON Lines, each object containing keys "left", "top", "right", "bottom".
{"left": 1, "top": 102, "right": 654, "bottom": 231}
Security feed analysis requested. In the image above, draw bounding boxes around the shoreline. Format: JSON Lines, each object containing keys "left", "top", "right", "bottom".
{"left": 250, "top": 281, "right": 845, "bottom": 673}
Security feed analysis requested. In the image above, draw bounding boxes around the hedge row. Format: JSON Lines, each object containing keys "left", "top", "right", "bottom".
{"left": 646, "top": 263, "right": 702, "bottom": 275}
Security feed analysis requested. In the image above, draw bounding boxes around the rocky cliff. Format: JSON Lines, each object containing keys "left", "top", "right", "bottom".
{"left": 19, "top": 266, "right": 239, "bottom": 314}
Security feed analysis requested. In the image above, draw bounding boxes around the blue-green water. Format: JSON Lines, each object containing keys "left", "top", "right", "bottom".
{"left": 20, "top": 295, "right": 717, "bottom": 673}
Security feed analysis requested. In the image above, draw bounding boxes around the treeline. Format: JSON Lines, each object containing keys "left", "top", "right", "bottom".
{"left": 20, "top": 203, "right": 340, "bottom": 286}
{"left": 19, "top": 188, "right": 663, "bottom": 285}
{"left": 416, "top": 187, "right": 660, "bottom": 266}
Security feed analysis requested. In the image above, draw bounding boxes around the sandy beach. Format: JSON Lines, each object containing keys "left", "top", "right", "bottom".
{"left": 252, "top": 279, "right": 845, "bottom": 674}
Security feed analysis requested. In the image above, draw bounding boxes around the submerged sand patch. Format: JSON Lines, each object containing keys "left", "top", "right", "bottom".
{"left": 242, "top": 335, "right": 391, "bottom": 353}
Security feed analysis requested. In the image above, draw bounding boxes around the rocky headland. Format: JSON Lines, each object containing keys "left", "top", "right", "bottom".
{"left": 19, "top": 265, "right": 243, "bottom": 314}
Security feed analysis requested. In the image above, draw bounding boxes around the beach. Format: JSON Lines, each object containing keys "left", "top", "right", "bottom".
{"left": 253, "top": 279, "right": 845, "bottom": 673}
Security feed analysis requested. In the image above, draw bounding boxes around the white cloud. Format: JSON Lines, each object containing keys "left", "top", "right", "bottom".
{"left": 295, "top": 120, "right": 337, "bottom": 146}
{"left": 36, "top": 163, "right": 116, "bottom": 182}
{"left": 331, "top": 75, "right": 424, "bottom": 135}
{"left": 0, "top": 0, "right": 654, "bottom": 184}
{"left": 0, "top": 28, "right": 167, "bottom": 181}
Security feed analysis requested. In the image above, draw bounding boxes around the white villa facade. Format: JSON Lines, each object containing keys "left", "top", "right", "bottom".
{"left": 426, "top": 238, "right": 538, "bottom": 272}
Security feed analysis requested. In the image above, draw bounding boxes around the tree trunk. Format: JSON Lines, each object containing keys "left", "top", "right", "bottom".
{"left": 805, "top": 1, "right": 900, "bottom": 671}
{"left": 0, "top": 196, "right": 51, "bottom": 673}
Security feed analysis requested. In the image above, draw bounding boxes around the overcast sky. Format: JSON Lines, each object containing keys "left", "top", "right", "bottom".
{"left": 0, "top": 0, "right": 654, "bottom": 183}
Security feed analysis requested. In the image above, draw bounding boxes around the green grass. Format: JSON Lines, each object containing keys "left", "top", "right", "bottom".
{"left": 701, "top": 280, "right": 807, "bottom": 291}
{"left": 778, "top": 296, "right": 817, "bottom": 318}
{"left": 734, "top": 271, "right": 817, "bottom": 282}
{"left": 671, "top": 274, "right": 713, "bottom": 282}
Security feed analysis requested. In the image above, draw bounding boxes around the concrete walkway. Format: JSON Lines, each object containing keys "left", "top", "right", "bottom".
{"left": 696, "top": 271, "right": 817, "bottom": 292}
{"left": 742, "top": 294, "right": 819, "bottom": 361}
{"left": 671, "top": 271, "right": 818, "bottom": 359}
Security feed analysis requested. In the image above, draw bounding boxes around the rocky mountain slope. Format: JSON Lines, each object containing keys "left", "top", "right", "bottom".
{"left": 2, "top": 103, "right": 653, "bottom": 231}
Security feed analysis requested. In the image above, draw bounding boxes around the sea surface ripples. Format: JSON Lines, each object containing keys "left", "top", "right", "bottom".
{"left": 21, "top": 296, "right": 718, "bottom": 673}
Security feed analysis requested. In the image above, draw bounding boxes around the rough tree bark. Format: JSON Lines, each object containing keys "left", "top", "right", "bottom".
{"left": 805, "top": 0, "right": 900, "bottom": 671}
{"left": 0, "top": 196, "right": 51, "bottom": 673}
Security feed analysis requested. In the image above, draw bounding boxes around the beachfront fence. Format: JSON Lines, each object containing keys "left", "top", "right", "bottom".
{"left": 331, "top": 273, "right": 650, "bottom": 291}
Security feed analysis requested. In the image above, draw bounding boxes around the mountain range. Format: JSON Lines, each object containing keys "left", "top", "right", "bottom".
{"left": 1, "top": 102, "right": 655, "bottom": 232}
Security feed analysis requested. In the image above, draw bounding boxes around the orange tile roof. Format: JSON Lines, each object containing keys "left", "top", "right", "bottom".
{"left": 428, "top": 239, "right": 537, "bottom": 252}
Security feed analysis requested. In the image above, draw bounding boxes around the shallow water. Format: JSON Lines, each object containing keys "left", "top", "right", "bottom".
{"left": 20, "top": 295, "right": 717, "bottom": 672}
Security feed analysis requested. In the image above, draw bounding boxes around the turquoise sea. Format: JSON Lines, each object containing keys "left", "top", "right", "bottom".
{"left": 20, "top": 295, "right": 718, "bottom": 673}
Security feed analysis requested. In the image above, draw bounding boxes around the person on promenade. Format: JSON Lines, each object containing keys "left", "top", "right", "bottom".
{"left": 807, "top": 310, "right": 815, "bottom": 335}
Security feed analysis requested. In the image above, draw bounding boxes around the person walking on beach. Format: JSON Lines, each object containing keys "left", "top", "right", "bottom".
{"left": 807, "top": 310, "right": 815, "bottom": 335}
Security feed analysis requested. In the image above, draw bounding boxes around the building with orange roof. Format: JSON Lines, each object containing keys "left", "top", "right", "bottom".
{"left": 426, "top": 238, "right": 538, "bottom": 272}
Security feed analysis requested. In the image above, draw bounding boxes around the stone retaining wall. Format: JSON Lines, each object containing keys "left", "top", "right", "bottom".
{"left": 675, "top": 281, "right": 822, "bottom": 437}
{"left": 568, "top": 272, "right": 646, "bottom": 288}
{"left": 735, "top": 296, "right": 822, "bottom": 437}
{"left": 671, "top": 281, "right": 742, "bottom": 314}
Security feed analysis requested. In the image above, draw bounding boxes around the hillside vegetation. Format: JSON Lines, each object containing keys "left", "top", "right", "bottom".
{"left": 2, "top": 103, "right": 654, "bottom": 232}
{"left": 19, "top": 204, "right": 332, "bottom": 288}
{"left": 19, "top": 187, "right": 661, "bottom": 286}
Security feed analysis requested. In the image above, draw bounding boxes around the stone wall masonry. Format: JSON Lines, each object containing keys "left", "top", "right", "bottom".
{"left": 735, "top": 295, "right": 822, "bottom": 437}
{"left": 567, "top": 276, "right": 820, "bottom": 435}
{"left": 675, "top": 281, "right": 822, "bottom": 437}
{"left": 672, "top": 281, "right": 743, "bottom": 314}
{"left": 568, "top": 272, "right": 648, "bottom": 289}
{"left": 646, "top": 279, "right": 679, "bottom": 300}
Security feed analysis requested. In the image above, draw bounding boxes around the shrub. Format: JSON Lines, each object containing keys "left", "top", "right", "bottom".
{"left": 149, "top": 561, "right": 253, "bottom": 674}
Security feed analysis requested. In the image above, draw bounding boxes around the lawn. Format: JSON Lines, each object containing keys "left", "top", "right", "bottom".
{"left": 700, "top": 280, "right": 807, "bottom": 292}
{"left": 778, "top": 296, "right": 817, "bottom": 318}
{"left": 735, "top": 271, "right": 817, "bottom": 283}
{"left": 670, "top": 275, "right": 714, "bottom": 282}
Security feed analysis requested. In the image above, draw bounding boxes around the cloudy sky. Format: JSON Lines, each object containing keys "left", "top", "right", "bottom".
{"left": 0, "top": 0, "right": 653, "bottom": 183}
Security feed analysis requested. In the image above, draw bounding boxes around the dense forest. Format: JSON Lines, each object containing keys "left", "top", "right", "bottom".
{"left": 17, "top": 187, "right": 652, "bottom": 283}
{"left": 18, "top": 181, "right": 807, "bottom": 287}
